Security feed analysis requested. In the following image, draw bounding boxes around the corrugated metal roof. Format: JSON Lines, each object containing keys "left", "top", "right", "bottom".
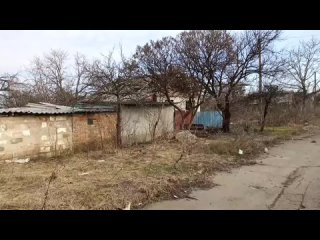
{"left": 0, "top": 102, "right": 116, "bottom": 115}
{"left": 87, "top": 101, "right": 173, "bottom": 106}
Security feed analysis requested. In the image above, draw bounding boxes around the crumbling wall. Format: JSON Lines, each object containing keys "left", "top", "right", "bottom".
{"left": 0, "top": 115, "right": 73, "bottom": 161}
{"left": 72, "top": 113, "right": 117, "bottom": 152}
{"left": 121, "top": 105, "right": 174, "bottom": 145}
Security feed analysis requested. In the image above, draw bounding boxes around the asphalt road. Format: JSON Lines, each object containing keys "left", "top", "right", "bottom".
{"left": 145, "top": 134, "right": 320, "bottom": 210}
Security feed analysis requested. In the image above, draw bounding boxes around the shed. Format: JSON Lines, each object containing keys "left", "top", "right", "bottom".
{"left": 120, "top": 102, "right": 174, "bottom": 145}
{"left": 0, "top": 102, "right": 117, "bottom": 161}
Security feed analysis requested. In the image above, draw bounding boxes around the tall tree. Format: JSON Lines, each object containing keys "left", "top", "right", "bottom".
{"left": 27, "top": 49, "right": 90, "bottom": 105}
{"left": 257, "top": 43, "right": 285, "bottom": 131}
{"left": 285, "top": 38, "right": 320, "bottom": 112}
{"left": 175, "top": 30, "right": 280, "bottom": 132}
{"left": 134, "top": 37, "right": 207, "bottom": 130}
{"left": 86, "top": 50, "right": 139, "bottom": 147}
{"left": 72, "top": 53, "right": 91, "bottom": 105}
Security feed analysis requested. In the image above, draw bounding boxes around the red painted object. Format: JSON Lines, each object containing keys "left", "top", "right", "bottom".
{"left": 174, "top": 110, "right": 193, "bottom": 130}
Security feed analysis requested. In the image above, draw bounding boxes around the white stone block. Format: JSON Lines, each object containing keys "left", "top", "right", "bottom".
{"left": 56, "top": 116, "right": 66, "bottom": 121}
{"left": 40, "top": 146, "right": 51, "bottom": 153}
{"left": 22, "top": 130, "right": 31, "bottom": 136}
{"left": 57, "top": 128, "right": 66, "bottom": 133}
{"left": 41, "top": 135, "right": 48, "bottom": 141}
{"left": 0, "top": 124, "right": 7, "bottom": 131}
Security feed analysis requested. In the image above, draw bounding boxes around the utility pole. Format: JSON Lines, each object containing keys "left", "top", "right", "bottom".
{"left": 258, "top": 38, "right": 263, "bottom": 124}
{"left": 314, "top": 71, "right": 317, "bottom": 111}
{"left": 314, "top": 72, "right": 317, "bottom": 93}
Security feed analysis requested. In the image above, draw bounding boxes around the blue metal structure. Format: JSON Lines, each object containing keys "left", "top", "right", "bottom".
{"left": 193, "top": 111, "right": 223, "bottom": 129}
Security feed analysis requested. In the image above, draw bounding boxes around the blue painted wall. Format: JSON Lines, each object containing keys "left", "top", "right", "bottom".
{"left": 193, "top": 111, "right": 223, "bottom": 129}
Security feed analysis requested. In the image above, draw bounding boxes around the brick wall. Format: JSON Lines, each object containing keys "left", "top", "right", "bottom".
{"left": 72, "top": 113, "right": 117, "bottom": 152}
{"left": 0, "top": 112, "right": 117, "bottom": 161}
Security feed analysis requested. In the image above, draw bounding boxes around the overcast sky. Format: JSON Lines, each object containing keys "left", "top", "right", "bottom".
{"left": 1, "top": 30, "right": 320, "bottom": 74}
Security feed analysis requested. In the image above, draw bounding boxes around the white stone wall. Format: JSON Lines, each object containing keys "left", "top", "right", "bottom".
{"left": 0, "top": 115, "right": 73, "bottom": 161}
{"left": 121, "top": 105, "right": 174, "bottom": 145}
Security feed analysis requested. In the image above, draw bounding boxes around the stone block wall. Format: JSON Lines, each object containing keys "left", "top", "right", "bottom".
{"left": 0, "top": 115, "right": 73, "bottom": 161}
{"left": 0, "top": 112, "right": 117, "bottom": 161}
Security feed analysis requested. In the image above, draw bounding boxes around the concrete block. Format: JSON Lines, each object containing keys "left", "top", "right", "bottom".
{"left": 56, "top": 116, "right": 66, "bottom": 121}
{"left": 12, "top": 132, "right": 23, "bottom": 138}
{"left": 50, "top": 117, "right": 55, "bottom": 121}
{"left": 40, "top": 146, "right": 51, "bottom": 153}
{"left": 5, "top": 158, "right": 30, "bottom": 163}
{"left": 63, "top": 133, "right": 69, "bottom": 138}
{"left": 10, "top": 138, "right": 23, "bottom": 144}
{"left": 57, "top": 128, "right": 66, "bottom": 133}
{"left": 22, "top": 130, "right": 31, "bottom": 136}
{"left": 42, "top": 122, "right": 47, "bottom": 128}
{"left": 0, "top": 124, "right": 7, "bottom": 131}
{"left": 41, "top": 135, "right": 48, "bottom": 141}
{"left": 42, "top": 141, "right": 51, "bottom": 146}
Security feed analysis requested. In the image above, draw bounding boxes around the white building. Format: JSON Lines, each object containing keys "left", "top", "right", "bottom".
{"left": 120, "top": 102, "right": 174, "bottom": 145}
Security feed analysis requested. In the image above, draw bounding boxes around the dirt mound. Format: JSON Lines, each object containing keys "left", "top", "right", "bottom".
{"left": 175, "top": 131, "right": 197, "bottom": 144}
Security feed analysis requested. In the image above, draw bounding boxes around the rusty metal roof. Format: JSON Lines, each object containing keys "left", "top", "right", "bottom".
{"left": 0, "top": 102, "right": 116, "bottom": 115}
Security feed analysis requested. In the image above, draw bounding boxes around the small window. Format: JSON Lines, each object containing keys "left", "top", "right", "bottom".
{"left": 186, "top": 100, "right": 192, "bottom": 110}
{"left": 87, "top": 118, "right": 94, "bottom": 125}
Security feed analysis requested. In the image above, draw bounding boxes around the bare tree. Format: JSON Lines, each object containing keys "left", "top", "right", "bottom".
{"left": 134, "top": 37, "right": 207, "bottom": 130}
{"left": 71, "top": 53, "right": 91, "bottom": 105}
{"left": 248, "top": 82, "right": 282, "bottom": 132}
{"left": 86, "top": 50, "right": 139, "bottom": 147}
{"left": 26, "top": 49, "right": 90, "bottom": 106}
{"left": 0, "top": 73, "right": 34, "bottom": 107}
{"left": 260, "top": 84, "right": 282, "bottom": 132}
{"left": 175, "top": 30, "right": 281, "bottom": 132}
{"left": 284, "top": 38, "right": 320, "bottom": 112}
{"left": 254, "top": 41, "right": 286, "bottom": 131}
{"left": 0, "top": 73, "right": 16, "bottom": 107}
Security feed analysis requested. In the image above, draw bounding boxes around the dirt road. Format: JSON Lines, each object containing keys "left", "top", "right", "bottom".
{"left": 145, "top": 134, "right": 320, "bottom": 210}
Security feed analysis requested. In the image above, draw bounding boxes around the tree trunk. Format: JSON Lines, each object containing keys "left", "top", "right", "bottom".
{"left": 302, "top": 96, "right": 306, "bottom": 114}
{"left": 180, "top": 113, "right": 186, "bottom": 130}
{"left": 176, "top": 110, "right": 189, "bottom": 130}
{"left": 260, "top": 100, "right": 270, "bottom": 132}
{"left": 221, "top": 94, "right": 231, "bottom": 133}
{"left": 222, "top": 102, "right": 231, "bottom": 133}
{"left": 186, "top": 110, "right": 197, "bottom": 130}
{"left": 116, "top": 100, "right": 122, "bottom": 148}
{"left": 302, "top": 89, "right": 307, "bottom": 115}
{"left": 258, "top": 39, "right": 263, "bottom": 126}
{"left": 151, "top": 107, "right": 162, "bottom": 141}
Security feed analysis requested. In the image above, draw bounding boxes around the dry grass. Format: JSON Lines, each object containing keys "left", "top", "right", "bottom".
{"left": 198, "top": 125, "right": 309, "bottom": 158}
{"left": 0, "top": 138, "right": 236, "bottom": 210}
{"left": 0, "top": 124, "right": 314, "bottom": 210}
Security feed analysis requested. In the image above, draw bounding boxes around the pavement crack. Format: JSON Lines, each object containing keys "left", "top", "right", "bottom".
{"left": 298, "top": 182, "right": 311, "bottom": 210}
{"left": 268, "top": 167, "right": 302, "bottom": 210}
{"left": 249, "top": 185, "right": 267, "bottom": 190}
{"left": 295, "top": 176, "right": 304, "bottom": 189}
{"left": 301, "top": 165, "right": 320, "bottom": 168}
